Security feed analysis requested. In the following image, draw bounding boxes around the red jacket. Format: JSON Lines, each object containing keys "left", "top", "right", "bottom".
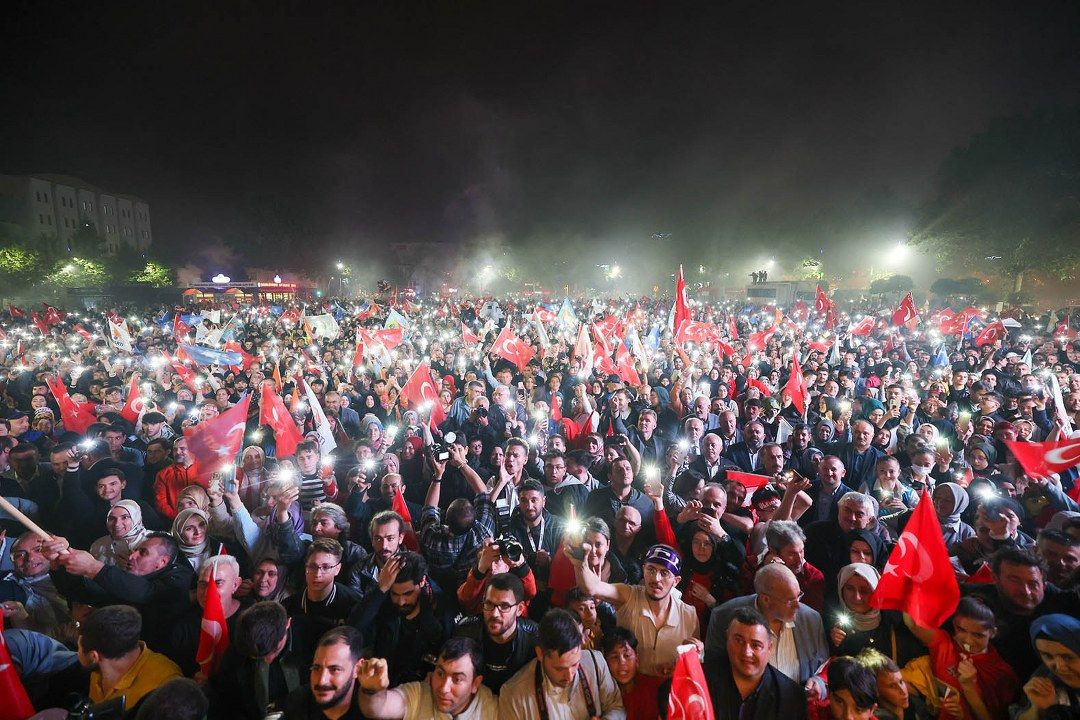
{"left": 154, "top": 462, "right": 203, "bottom": 519}
{"left": 456, "top": 564, "right": 537, "bottom": 615}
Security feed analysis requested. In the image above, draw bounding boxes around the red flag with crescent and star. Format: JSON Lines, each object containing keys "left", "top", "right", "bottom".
{"left": 195, "top": 563, "right": 229, "bottom": 681}
{"left": 259, "top": 382, "right": 304, "bottom": 458}
{"left": 491, "top": 325, "right": 535, "bottom": 369}
{"left": 668, "top": 644, "right": 715, "bottom": 720}
{"left": 184, "top": 394, "right": 252, "bottom": 486}
{"left": 870, "top": 490, "right": 959, "bottom": 628}
{"left": 1006, "top": 438, "right": 1080, "bottom": 477}
{"left": 400, "top": 359, "right": 446, "bottom": 426}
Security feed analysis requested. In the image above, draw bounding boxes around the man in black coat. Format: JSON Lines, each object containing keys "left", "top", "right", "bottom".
{"left": 452, "top": 573, "right": 539, "bottom": 693}
{"left": 46, "top": 531, "right": 195, "bottom": 653}
{"left": 705, "top": 606, "right": 806, "bottom": 720}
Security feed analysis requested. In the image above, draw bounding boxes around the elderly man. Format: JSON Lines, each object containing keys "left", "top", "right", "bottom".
{"left": 705, "top": 606, "right": 807, "bottom": 720}
{"left": 803, "top": 491, "right": 880, "bottom": 585}
{"left": 690, "top": 434, "right": 735, "bottom": 481}
{"left": 705, "top": 563, "right": 828, "bottom": 685}
{"left": 167, "top": 554, "right": 246, "bottom": 676}
{"left": 572, "top": 543, "right": 698, "bottom": 678}
{"left": 833, "top": 419, "right": 885, "bottom": 493}
{"left": 0, "top": 531, "right": 70, "bottom": 638}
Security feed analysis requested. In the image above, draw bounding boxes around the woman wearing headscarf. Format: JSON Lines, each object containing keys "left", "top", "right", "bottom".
{"left": 173, "top": 508, "right": 211, "bottom": 574}
{"left": 932, "top": 482, "right": 976, "bottom": 547}
{"left": 89, "top": 500, "right": 150, "bottom": 566}
{"left": 235, "top": 445, "right": 275, "bottom": 510}
{"left": 678, "top": 526, "right": 742, "bottom": 634}
{"left": 846, "top": 528, "right": 889, "bottom": 572}
{"left": 1015, "top": 614, "right": 1080, "bottom": 719}
{"left": 824, "top": 563, "right": 922, "bottom": 666}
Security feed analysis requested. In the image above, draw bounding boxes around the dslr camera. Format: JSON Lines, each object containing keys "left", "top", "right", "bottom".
{"left": 493, "top": 535, "right": 524, "bottom": 563}
{"left": 428, "top": 431, "right": 457, "bottom": 463}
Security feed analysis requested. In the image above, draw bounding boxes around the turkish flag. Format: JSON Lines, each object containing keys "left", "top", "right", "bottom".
{"left": 746, "top": 377, "right": 772, "bottom": 397}
{"left": 851, "top": 316, "right": 876, "bottom": 336}
{"left": 870, "top": 490, "right": 960, "bottom": 628}
{"left": 260, "top": 383, "right": 303, "bottom": 458}
{"left": 726, "top": 314, "right": 739, "bottom": 340}
{"left": 184, "top": 394, "right": 252, "bottom": 485}
{"left": 42, "top": 303, "right": 65, "bottom": 326}
{"left": 492, "top": 325, "right": 535, "bottom": 369}
{"left": 224, "top": 341, "right": 256, "bottom": 371}
{"left": 668, "top": 645, "right": 716, "bottom": 720}
{"left": 746, "top": 328, "right": 775, "bottom": 352}
{"left": 968, "top": 563, "right": 995, "bottom": 584}
{"left": 30, "top": 311, "right": 49, "bottom": 335}
{"left": 725, "top": 471, "right": 773, "bottom": 506}
{"left": 891, "top": 292, "right": 919, "bottom": 327}
{"left": 534, "top": 305, "right": 556, "bottom": 324}
{"left": 392, "top": 487, "right": 420, "bottom": 551}
{"left": 195, "top": 563, "right": 230, "bottom": 681}
{"left": 46, "top": 376, "right": 97, "bottom": 434}
{"left": 356, "top": 302, "right": 380, "bottom": 322}
{"left": 815, "top": 285, "right": 831, "bottom": 315}
{"left": 614, "top": 344, "right": 641, "bottom": 386}
{"left": 461, "top": 322, "right": 480, "bottom": 344}
{"left": 974, "top": 320, "right": 1006, "bottom": 348}
{"left": 400, "top": 360, "right": 445, "bottom": 424}
{"left": 0, "top": 614, "right": 35, "bottom": 720}
{"left": 73, "top": 323, "right": 92, "bottom": 340}
{"left": 676, "top": 319, "right": 716, "bottom": 344}
{"left": 121, "top": 374, "right": 152, "bottom": 423}
{"left": 8, "top": 306, "right": 25, "bottom": 318}
{"left": 674, "top": 265, "right": 691, "bottom": 334}
{"left": 591, "top": 323, "right": 613, "bottom": 358}
{"left": 174, "top": 313, "right": 191, "bottom": 340}
{"left": 374, "top": 327, "right": 404, "bottom": 350}
{"left": 172, "top": 359, "right": 199, "bottom": 391}
{"left": 786, "top": 353, "right": 808, "bottom": 416}
{"left": 1006, "top": 438, "right": 1080, "bottom": 477}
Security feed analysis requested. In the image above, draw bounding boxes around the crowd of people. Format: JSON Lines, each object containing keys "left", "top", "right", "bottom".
{"left": 0, "top": 288, "right": 1079, "bottom": 720}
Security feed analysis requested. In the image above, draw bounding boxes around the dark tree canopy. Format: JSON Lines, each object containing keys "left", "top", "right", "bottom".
{"left": 913, "top": 106, "right": 1080, "bottom": 291}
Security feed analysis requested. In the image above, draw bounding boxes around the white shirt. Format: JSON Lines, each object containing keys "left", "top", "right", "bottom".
{"left": 614, "top": 585, "right": 699, "bottom": 677}
{"left": 771, "top": 620, "right": 800, "bottom": 682}
{"left": 398, "top": 680, "right": 496, "bottom": 720}
{"left": 497, "top": 652, "right": 626, "bottom": 720}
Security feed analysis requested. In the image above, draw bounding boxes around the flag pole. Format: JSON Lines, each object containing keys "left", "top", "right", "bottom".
{"left": 0, "top": 495, "right": 53, "bottom": 542}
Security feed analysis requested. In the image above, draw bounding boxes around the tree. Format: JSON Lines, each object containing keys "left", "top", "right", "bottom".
{"left": 47, "top": 257, "right": 108, "bottom": 288}
{"left": 67, "top": 224, "right": 105, "bottom": 258}
{"left": 0, "top": 246, "right": 44, "bottom": 289}
{"left": 912, "top": 107, "right": 1080, "bottom": 292}
{"left": 929, "top": 277, "right": 982, "bottom": 299}
{"left": 869, "top": 274, "right": 914, "bottom": 295}
{"left": 797, "top": 257, "right": 825, "bottom": 281}
{"left": 131, "top": 260, "right": 173, "bottom": 287}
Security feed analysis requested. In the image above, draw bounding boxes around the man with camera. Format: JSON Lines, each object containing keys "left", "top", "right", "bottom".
{"left": 507, "top": 478, "right": 565, "bottom": 588}
{"left": 453, "top": 570, "right": 539, "bottom": 692}
{"left": 455, "top": 535, "right": 536, "bottom": 614}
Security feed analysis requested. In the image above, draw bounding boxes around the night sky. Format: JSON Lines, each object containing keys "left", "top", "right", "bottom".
{"left": 3, "top": 1, "right": 1079, "bottom": 282}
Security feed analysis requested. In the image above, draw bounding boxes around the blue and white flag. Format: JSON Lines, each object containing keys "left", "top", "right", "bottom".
{"left": 181, "top": 344, "right": 244, "bottom": 367}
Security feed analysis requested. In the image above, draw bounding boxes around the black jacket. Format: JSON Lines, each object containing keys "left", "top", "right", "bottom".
{"left": 271, "top": 521, "right": 369, "bottom": 594}
{"left": 453, "top": 616, "right": 539, "bottom": 692}
{"left": 51, "top": 557, "right": 195, "bottom": 652}
{"left": 206, "top": 630, "right": 306, "bottom": 720}
{"left": 706, "top": 654, "right": 807, "bottom": 720}
{"left": 347, "top": 585, "right": 449, "bottom": 685}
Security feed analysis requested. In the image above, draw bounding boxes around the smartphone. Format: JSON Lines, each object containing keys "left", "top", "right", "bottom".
{"left": 567, "top": 544, "right": 586, "bottom": 561}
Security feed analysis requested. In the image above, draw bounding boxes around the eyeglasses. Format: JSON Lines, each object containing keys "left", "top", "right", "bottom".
{"left": 764, "top": 590, "right": 804, "bottom": 606}
{"left": 305, "top": 562, "right": 341, "bottom": 574}
{"left": 482, "top": 601, "right": 518, "bottom": 614}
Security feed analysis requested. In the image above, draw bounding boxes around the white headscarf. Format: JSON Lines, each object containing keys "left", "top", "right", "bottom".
{"left": 112, "top": 500, "right": 149, "bottom": 551}
{"left": 837, "top": 562, "right": 881, "bottom": 632}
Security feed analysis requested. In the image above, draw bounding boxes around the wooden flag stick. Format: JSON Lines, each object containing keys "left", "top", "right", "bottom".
{"left": 0, "top": 495, "right": 53, "bottom": 542}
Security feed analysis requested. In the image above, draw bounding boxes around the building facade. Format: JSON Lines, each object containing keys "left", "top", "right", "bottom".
{"left": 0, "top": 173, "right": 152, "bottom": 253}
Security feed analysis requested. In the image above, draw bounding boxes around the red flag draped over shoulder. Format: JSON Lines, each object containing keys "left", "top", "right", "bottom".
{"left": 259, "top": 382, "right": 304, "bottom": 458}
{"left": 870, "top": 490, "right": 960, "bottom": 628}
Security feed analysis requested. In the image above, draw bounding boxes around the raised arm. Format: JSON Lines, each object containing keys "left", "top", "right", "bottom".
{"left": 356, "top": 658, "right": 407, "bottom": 720}
{"left": 569, "top": 543, "right": 630, "bottom": 606}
